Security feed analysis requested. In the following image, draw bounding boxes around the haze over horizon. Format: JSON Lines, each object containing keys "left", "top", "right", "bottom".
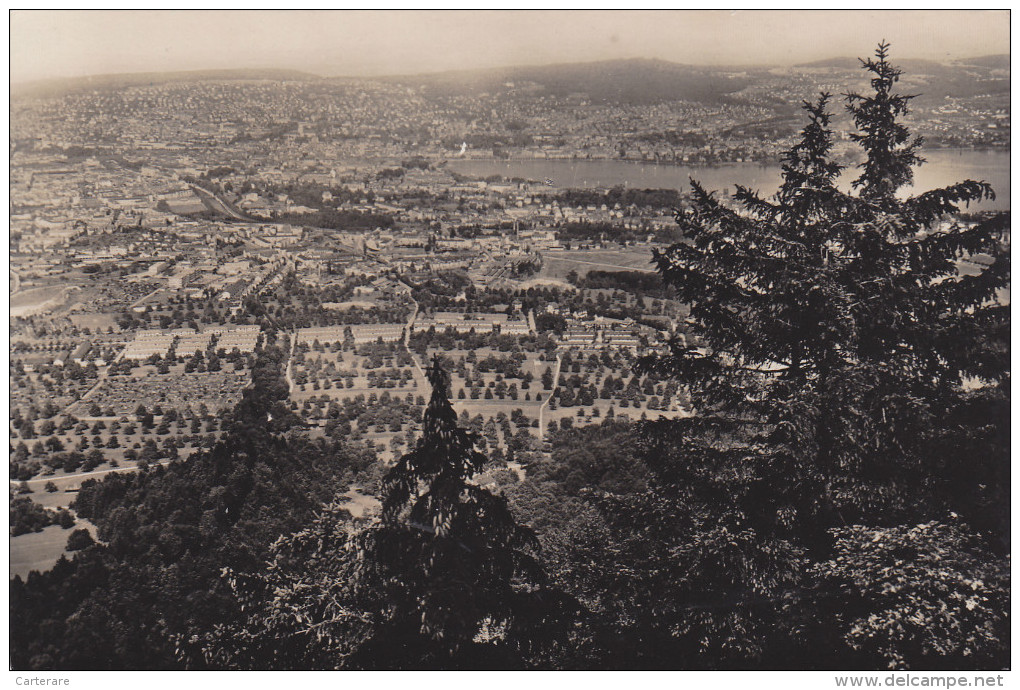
{"left": 10, "top": 10, "right": 1010, "bottom": 85}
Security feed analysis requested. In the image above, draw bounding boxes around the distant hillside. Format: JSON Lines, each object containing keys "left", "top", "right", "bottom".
{"left": 12, "top": 68, "right": 319, "bottom": 99}
{"left": 795, "top": 57, "right": 862, "bottom": 70}
{"left": 960, "top": 54, "right": 1010, "bottom": 70}
{"left": 377, "top": 58, "right": 758, "bottom": 105}
{"left": 793, "top": 55, "right": 1009, "bottom": 101}
{"left": 12, "top": 54, "right": 1008, "bottom": 104}
{"left": 797, "top": 56, "right": 958, "bottom": 75}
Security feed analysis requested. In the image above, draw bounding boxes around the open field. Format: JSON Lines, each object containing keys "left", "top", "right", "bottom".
{"left": 10, "top": 520, "right": 98, "bottom": 580}
{"left": 339, "top": 487, "right": 382, "bottom": 518}
{"left": 10, "top": 285, "right": 72, "bottom": 317}
{"left": 68, "top": 312, "right": 121, "bottom": 332}
{"left": 21, "top": 489, "right": 78, "bottom": 511}
{"left": 11, "top": 285, "right": 67, "bottom": 308}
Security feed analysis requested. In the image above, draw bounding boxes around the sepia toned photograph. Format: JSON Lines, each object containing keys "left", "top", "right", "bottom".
{"left": 8, "top": 9, "right": 1010, "bottom": 677}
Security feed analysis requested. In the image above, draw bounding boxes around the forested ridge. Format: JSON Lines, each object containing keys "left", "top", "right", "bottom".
{"left": 10, "top": 45, "right": 1009, "bottom": 671}
{"left": 11, "top": 342, "right": 380, "bottom": 668}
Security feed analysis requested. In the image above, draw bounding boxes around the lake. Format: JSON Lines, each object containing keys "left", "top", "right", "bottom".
{"left": 448, "top": 149, "right": 1010, "bottom": 210}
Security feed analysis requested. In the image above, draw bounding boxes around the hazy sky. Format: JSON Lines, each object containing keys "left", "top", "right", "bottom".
{"left": 10, "top": 10, "right": 1011, "bottom": 84}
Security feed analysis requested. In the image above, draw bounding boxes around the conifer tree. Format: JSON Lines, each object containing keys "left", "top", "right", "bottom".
{"left": 352, "top": 356, "right": 574, "bottom": 667}
{"left": 577, "top": 43, "right": 1011, "bottom": 668}
{"left": 643, "top": 42, "right": 1008, "bottom": 541}
{"left": 199, "top": 357, "right": 573, "bottom": 669}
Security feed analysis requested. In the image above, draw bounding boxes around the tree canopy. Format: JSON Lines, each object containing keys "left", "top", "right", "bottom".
{"left": 643, "top": 43, "right": 1008, "bottom": 542}
{"left": 198, "top": 357, "right": 576, "bottom": 669}
{"left": 604, "top": 42, "right": 1011, "bottom": 669}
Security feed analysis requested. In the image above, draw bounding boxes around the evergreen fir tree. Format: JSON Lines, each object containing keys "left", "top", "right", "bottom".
{"left": 355, "top": 355, "right": 574, "bottom": 667}
{"left": 643, "top": 42, "right": 1008, "bottom": 541}
{"left": 582, "top": 43, "right": 1012, "bottom": 669}
{"left": 199, "top": 357, "right": 574, "bottom": 669}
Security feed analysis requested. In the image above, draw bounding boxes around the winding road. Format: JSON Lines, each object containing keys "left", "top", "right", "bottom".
{"left": 10, "top": 458, "right": 178, "bottom": 493}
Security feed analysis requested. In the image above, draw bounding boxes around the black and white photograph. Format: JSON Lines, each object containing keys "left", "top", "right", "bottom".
{"left": 7, "top": 9, "right": 1011, "bottom": 680}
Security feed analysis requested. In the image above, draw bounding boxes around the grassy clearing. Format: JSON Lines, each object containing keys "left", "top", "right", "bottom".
{"left": 10, "top": 286, "right": 72, "bottom": 317}
{"left": 10, "top": 285, "right": 67, "bottom": 308}
{"left": 9, "top": 521, "right": 97, "bottom": 580}
{"left": 339, "top": 487, "right": 382, "bottom": 518}
{"left": 69, "top": 312, "right": 121, "bottom": 332}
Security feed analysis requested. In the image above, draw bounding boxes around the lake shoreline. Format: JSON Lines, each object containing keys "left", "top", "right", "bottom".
{"left": 445, "top": 146, "right": 1007, "bottom": 169}
{"left": 446, "top": 149, "right": 1010, "bottom": 210}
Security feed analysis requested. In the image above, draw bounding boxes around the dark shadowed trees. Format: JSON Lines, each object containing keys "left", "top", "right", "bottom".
{"left": 353, "top": 357, "right": 577, "bottom": 668}
{"left": 199, "top": 357, "right": 576, "bottom": 669}
{"left": 555, "top": 43, "right": 1009, "bottom": 669}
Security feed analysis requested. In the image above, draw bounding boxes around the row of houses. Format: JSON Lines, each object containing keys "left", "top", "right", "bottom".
{"left": 414, "top": 311, "right": 531, "bottom": 336}
{"left": 295, "top": 323, "right": 407, "bottom": 346}
{"left": 120, "top": 325, "right": 262, "bottom": 360}
{"left": 558, "top": 319, "right": 646, "bottom": 351}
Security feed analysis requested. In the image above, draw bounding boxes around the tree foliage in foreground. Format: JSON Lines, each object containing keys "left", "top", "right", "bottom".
{"left": 199, "top": 357, "right": 576, "bottom": 669}
{"left": 812, "top": 520, "right": 1009, "bottom": 669}
{"left": 654, "top": 41, "right": 1008, "bottom": 542}
{"left": 559, "top": 43, "right": 1009, "bottom": 669}
{"left": 10, "top": 343, "right": 375, "bottom": 670}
